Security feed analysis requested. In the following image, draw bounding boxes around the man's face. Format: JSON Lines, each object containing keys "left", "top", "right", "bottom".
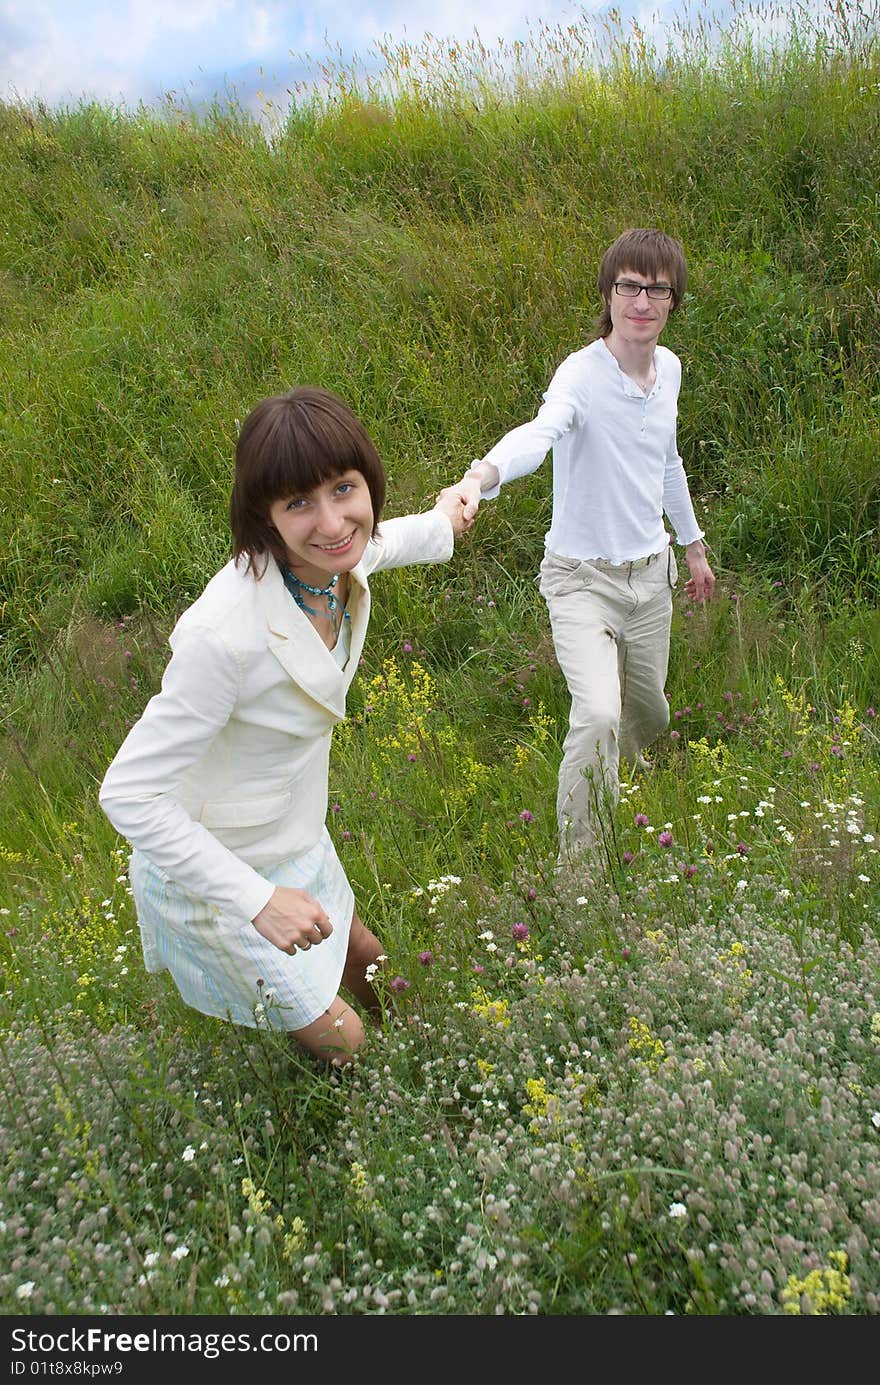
{"left": 607, "top": 266, "right": 674, "bottom": 347}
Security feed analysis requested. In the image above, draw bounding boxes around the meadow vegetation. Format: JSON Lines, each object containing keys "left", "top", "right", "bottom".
{"left": 0, "top": 0, "right": 878, "bottom": 1314}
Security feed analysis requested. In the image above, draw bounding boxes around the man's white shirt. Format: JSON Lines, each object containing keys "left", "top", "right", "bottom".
{"left": 477, "top": 337, "right": 704, "bottom": 564}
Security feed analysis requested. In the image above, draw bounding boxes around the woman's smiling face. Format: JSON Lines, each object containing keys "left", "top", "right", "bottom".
{"left": 268, "top": 469, "right": 374, "bottom": 585}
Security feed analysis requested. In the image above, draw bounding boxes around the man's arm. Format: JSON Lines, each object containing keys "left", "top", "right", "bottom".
{"left": 453, "top": 358, "right": 585, "bottom": 519}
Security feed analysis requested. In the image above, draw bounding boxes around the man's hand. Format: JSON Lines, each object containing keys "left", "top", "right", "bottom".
{"left": 252, "top": 886, "right": 333, "bottom": 955}
{"left": 457, "top": 472, "right": 485, "bottom": 522}
{"left": 433, "top": 485, "right": 475, "bottom": 537}
{"left": 454, "top": 460, "right": 500, "bottom": 521}
{"left": 683, "top": 540, "right": 715, "bottom": 603}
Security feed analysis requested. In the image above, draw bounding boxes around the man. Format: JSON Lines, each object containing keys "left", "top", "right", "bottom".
{"left": 458, "top": 228, "right": 715, "bottom": 864}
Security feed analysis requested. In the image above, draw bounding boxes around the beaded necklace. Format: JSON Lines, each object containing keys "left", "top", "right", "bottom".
{"left": 280, "top": 565, "right": 350, "bottom": 633}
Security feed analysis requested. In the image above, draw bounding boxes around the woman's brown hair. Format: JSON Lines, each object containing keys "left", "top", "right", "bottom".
{"left": 230, "top": 386, "right": 387, "bottom": 574}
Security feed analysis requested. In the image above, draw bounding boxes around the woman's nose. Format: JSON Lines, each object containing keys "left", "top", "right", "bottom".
{"left": 314, "top": 497, "right": 344, "bottom": 534}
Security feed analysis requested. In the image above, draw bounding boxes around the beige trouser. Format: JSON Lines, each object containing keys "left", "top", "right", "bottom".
{"left": 539, "top": 545, "right": 678, "bottom": 861}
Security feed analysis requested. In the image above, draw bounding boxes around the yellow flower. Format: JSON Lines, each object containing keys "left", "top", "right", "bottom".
{"left": 781, "top": 1252, "right": 850, "bottom": 1314}
{"left": 471, "top": 986, "right": 511, "bottom": 1027}
{"left": 282, "top": 1217, "right": 307, "bottom": 1260}
{"left": 627, "top": 1016, "right": 665, "bottom": 1072}
{"left": 241, "top": 1177, "right": 272, "bottom": 1219}
{"left": 349, "top": 1160, "right": 378, "bottom": 1212}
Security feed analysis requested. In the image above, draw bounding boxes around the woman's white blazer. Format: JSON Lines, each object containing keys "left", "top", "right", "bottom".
{"left": 99, "top": 511, "right": 454, "bottom": 924}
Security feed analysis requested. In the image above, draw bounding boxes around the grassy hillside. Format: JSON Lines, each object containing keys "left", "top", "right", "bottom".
{"left": 0, "top": 0, "right": 878, "bottom": 1315}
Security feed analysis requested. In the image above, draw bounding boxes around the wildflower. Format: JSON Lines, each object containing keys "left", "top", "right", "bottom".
{"left": 519, "top": 810, "right": 534, "bottom": 823}
{"left": 418, "top": 950, "right": 434, "bottom": 966}
{"left": 622, "top": 850, "right": 634, "bottom": 864}
{"left": 872, "top": 1112, "right": 880, "bottom": 1130}
{"left": 668, "top": 1202, "right": 687, "bottom": 1219}
{"left": 634, "top": 813, "right": 649, "bottom": 827}
{"left": 171, "top": 1245, "right": 190, "bottom": 1261}
{"left": 390, "top": 976, "right": 410, "bottom": 993}
{"left": 782, "top": 1252, "right": 850, "bottom": 1315}
{"left": 658, "top": 830, "right": 673, "bottom": 847}
{"left": 181, "top": 1145, "right": 196, "bottom": 1163}
{"left": 143, "top": 1251, "right": 160, "bottom": 1268}
{"left": 472, "top": 987, "right": 511, "bottom": 1027}
{"left": 16, "top": 1282, "right": 35, "bottom": 1301}
{"left": 512, "top": 923, "right": 530, "bottom": 941}
{"left": 736, "top": 842, "right": 749, "bottom": 855}
{"left": 402, "top": 641, "right": 412, "bottom": 653}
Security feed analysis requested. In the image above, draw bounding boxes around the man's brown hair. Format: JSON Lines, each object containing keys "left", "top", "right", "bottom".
{"left": 594, "top": 228, "right": 687, "bottom": 338}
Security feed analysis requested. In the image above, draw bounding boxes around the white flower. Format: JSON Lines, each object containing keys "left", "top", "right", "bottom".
{"left": 143, "top": 1251, "right": 160, "bottom": 1268}
{"left": 576, "top": 896, "right": 589, "bottom": 905}
{"left": 479, "top": 930, "right": 494, "bottom": 941}
{"left": 171, "top": 1245, "right": 190, "bottom": 1261}
{"left": 858, "top": 875, "right": 871, "bottom": 884}
{"left": 16, "top": 1281, "right": 35, "bottom": 1300}
{"left": 872, "top": 1112, "right": 880, "bottom": 1130}
{"left": 736, "top": 879, "right": 748, "bottom": 892}
{"left": 668, "top": 1202, "right": 688, "bottom": 1218}
{"left": 181, "top": 1145, "right": 196, "bottom": 1163}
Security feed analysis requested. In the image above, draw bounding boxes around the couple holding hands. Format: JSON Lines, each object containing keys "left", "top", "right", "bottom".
{"left": 101, "top": 228, "right": 714, "bottom": 1064}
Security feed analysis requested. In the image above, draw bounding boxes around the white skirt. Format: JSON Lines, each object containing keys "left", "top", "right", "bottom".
{"left": 129, "top": 828, "right": 354, "bottom": 1030}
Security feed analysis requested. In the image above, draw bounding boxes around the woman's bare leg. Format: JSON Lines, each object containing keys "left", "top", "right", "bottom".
{"left": 341, "top": 910, "right": 384, "bottom": 1016}
{"left": 291, "top": 994, "right": 365, "bottom": 1065}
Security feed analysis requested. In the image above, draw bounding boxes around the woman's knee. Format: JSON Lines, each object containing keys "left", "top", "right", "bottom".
{"left": 292, "top": 997, "right": 366, "bottom": 1065}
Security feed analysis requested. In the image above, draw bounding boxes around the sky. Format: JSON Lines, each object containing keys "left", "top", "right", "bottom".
{"left": 0, "top": 0, "right": 701, "bottom": 117}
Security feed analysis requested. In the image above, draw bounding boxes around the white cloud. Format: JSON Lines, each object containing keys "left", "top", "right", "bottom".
{"left": 246, "top": 5, "right": 274, "bottom": 54}
{"left": 1, "top": 0, "right": 581, "bottom": 106}
{"left": 0, "top": 0, "right": 788, "bottom": 110}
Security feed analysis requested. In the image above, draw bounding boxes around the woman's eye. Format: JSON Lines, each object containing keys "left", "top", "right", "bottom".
{"left": 336, "top": 482, "right": 354, "bottom": 495}
{"left": 286, "top": 497, "right": 308, "bottom": 511}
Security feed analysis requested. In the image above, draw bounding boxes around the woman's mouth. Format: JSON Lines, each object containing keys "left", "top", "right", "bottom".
{"left": 315, "top": 531, "right": 356, "bottom": 554}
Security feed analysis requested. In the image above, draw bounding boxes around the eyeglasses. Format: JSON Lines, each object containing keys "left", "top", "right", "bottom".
{"left": 613, "top": 280, "right": 674, "bottom": 300}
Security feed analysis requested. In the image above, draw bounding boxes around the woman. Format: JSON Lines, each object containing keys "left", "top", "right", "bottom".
{"left": 100, "top": 386, "right": 472, "bottom": 1063}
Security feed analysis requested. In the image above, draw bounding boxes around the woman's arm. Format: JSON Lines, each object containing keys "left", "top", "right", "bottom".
{"left": 99, "top": 626, "right": 276, "bottom": 922}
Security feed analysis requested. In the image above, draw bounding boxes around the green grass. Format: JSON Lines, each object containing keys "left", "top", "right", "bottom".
{"left": 0, "top": 0, "right": 878, "bottom": 1315}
